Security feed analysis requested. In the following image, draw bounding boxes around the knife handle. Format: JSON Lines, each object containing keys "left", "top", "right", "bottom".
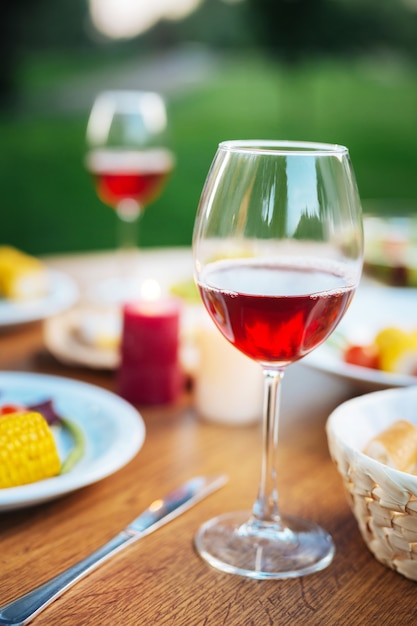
{"left": 0, "top": 531, "right": 133, "bottom": 626}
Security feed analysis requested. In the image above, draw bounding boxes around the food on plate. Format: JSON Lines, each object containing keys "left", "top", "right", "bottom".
{"left": 26, "top": 399, "right": 85, "bottom": 474}
{"left": 0, "top": 246, "right": 49, "bottom": 300}
{"left": 342, "top": 326, "right": 417, "bottom": 376}
{"left": 169, "top": 277, "right": 200, "bottom": 303}
{"left": 0, "top": 411, "right": 61, "bottom": 488}
{"left": 75, "top": 308, "right": 121, "bottom": 350}
{"left": 363, "top": 214, "right": 417, "bottom": 287}
{"left": 0, "top": 399, "right": 85, "bottom": 488}
{"left": 363, "top": 419, "right": 417, "bottom": 473}
{"left": 343, "top": 343, "right": 380, "bottom": 370}
{"left": 374, "top": 327, "right": 417, "bottom": 374}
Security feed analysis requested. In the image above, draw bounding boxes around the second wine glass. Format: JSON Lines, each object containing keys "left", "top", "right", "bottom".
{"left": 85, "top": 90, "right": 174, "bottom": 297}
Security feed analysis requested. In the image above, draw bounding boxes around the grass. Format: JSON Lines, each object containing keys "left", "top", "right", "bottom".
{"left": 1, "top": 50, "right": 416, "bottom": 256}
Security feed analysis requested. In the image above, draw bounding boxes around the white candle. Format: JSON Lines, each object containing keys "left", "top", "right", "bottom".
{"left": 194, "top": 310, "right": 264, "bottom": 425}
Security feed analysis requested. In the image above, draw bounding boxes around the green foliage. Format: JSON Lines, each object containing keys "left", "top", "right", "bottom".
{"left": 246, "top": 0, "right": 417, "bottom": 61}
{"left": 0, "top": 51, "right": 416, "bottom": 256}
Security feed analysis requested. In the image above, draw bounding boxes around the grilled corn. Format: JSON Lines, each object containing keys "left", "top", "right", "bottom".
{"left": 0, "top": 246, "right": 48, "bottom": 300}
{"left": 0, "top": 411, "right": 61, "bottom": 488}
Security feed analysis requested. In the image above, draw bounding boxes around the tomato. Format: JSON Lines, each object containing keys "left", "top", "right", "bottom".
{"left": 343, "top": 344, "right": 380, "bottom": 369}
{"left": 0, "top": 403, "right": 27, "bottom": 415}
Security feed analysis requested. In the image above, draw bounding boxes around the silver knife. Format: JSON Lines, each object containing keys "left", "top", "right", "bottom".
{"left": 0, "top": 474, "right": 227, "bottom": 626}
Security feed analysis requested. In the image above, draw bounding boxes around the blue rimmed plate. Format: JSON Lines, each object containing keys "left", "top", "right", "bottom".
{"left": 0, "top": 372, "right": 145, "bottom": 512}
{"left": 0, "top": 270, "right": 78, "bottom": 328}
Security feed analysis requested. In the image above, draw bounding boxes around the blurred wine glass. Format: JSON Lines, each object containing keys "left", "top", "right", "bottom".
{"left": 85, "top": 90, "right": 174, "bottom": 299}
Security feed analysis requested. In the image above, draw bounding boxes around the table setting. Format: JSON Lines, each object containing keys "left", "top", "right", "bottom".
{"left": 1, "top": 130, "right": 417, "bottom": 624}
{"left": 0, "top": 247, "right": 78, "bottom": 330}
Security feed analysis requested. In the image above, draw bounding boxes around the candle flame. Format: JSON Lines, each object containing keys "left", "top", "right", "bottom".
{"left": 140, "top": 278, "right": 161, "bottom": 301}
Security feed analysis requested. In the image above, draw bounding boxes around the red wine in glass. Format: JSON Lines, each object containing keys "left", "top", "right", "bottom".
{"left": 86, "top": 148, "right": 174, "bottom": 210}
{"left": 198, "top": 259, "right": 355, "bottom": 366}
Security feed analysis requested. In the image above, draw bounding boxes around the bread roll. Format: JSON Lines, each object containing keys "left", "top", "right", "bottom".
{"left": 363, "top": 419, "right": 417, "bottom": 473}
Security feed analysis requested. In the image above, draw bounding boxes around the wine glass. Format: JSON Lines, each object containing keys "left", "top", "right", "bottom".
{"left": 85, "top": 90, "right": 174, "bottom": 298}
{"left": 192, "top": 140, "right": 363, "bottom": 579}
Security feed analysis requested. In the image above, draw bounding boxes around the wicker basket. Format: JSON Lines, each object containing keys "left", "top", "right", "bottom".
{"left": 326, "top": 386, "right": 417, "bottom": 582}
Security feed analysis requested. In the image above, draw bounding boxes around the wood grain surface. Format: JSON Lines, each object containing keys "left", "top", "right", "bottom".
{"left": 0, "top": 252, "right": 415, "bottom": 626}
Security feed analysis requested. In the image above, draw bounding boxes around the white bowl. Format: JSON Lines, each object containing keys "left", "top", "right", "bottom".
{"left": 326, "top": 385, "right": 417, "bottom": 581}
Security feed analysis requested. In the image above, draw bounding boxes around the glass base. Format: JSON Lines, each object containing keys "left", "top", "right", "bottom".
{"left": 194, "top": 511, "right": 335, "bottom": 579}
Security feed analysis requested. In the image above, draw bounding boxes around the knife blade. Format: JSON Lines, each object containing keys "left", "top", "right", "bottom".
{"left": 0, "top": 474, "right": 227, "bottom": 626}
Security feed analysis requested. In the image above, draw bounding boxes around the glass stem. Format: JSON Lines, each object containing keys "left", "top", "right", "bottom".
{"left": 251, "top": 367, "right": 285, "bottom": 528}
{"left": 116, "top": 199, "right": 142, "bottom": 252}
{"left": 116, "top": 199, "right": 142, "bottom": 278}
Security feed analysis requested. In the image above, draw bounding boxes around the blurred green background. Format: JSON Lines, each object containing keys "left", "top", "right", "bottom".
{"left": 1, "top": 0, "right": 416, "bottom": 256}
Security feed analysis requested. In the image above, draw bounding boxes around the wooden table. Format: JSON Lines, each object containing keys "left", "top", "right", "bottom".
{"left": 0, "top": 250, "right": 416, "bottom": 626}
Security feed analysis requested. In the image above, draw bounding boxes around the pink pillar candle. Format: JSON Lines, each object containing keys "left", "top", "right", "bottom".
{"left": 117, "top": 298, "right": 183, "bottom": 405}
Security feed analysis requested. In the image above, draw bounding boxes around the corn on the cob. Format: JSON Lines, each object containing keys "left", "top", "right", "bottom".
{"left": 0, "top": 246, "right": 48, "bottom": 300}
{"left": 0, "top": 411, "right": 61, "bottom": 488}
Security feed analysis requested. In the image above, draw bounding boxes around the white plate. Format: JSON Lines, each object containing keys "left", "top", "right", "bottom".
{"left": 0, "top": 372, "right": 145, "bottom": 511}
{"left": 304, "top": 284, "right": 417, "bottom": 390}
{"left": 43, "top": 302, "right": 202, "bottom": 374}
{"left": 0, "top": 270, "right": 79, "bottom": 328}
{"left": 44, "top": 248, "right": 201, "bottom": 372}
{"left": 44, "top": 305, "right": 120, "bottom": 370}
